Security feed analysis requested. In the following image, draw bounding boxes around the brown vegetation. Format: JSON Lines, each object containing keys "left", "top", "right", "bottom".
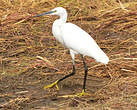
{"left": 0, "top": 0, "right": 137, "bottom": 109}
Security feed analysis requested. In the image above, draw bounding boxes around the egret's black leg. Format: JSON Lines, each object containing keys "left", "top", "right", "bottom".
{"left": 58, "top": 51, "right": 76, "bottom": 83}
{"left": 75, "top": 55, "right": 90, "bottom": 96}
{"left": 58, "top": 64, "right": 75, "bottom": 82}
{"left": 81, "top": 55, "right": 88, "bottom": 92}
{"left": 44, "top": 58, "right": 75, "bottom": 90}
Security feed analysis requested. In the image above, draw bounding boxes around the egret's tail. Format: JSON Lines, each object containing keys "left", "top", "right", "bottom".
{"left": 88, "top": 47, "right": 109, "bottom": 65}
{"left": 99, "top": 55, "right": 109, "bottom": 64}
{"left": 95, "top": 51, "right": 109, "bottom": 64}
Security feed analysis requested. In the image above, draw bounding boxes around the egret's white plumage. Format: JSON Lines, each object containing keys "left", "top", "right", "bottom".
{"left": 51, "top": 7, "right": 109, "bottom": 64}
{"left": 35, "top": 7, "right": 109, "bottom": 96}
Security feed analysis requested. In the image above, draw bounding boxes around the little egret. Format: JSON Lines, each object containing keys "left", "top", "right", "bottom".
{"left": 34, "top": 7, "right": 109, "bottom": 96}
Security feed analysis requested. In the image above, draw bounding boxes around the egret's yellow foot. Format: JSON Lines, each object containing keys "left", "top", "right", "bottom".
{"left": 44, "top": 80, "right": 59, "bottom": 90}
{"left": 76, "top": 90, "right": 90, "bottom": 97}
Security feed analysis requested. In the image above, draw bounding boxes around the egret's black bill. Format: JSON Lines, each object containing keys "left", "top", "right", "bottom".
{"left": 33, "top": 10, "right": 55, "bottom": 17}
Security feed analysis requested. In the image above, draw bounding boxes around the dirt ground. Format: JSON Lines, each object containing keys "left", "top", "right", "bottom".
{"left": 0, "top": 0, "right": 137, "bottom": 110}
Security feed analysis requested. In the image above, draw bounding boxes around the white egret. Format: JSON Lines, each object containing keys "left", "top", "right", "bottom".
{"left": 34, "top": 7, "right": 109, "bottom": 96}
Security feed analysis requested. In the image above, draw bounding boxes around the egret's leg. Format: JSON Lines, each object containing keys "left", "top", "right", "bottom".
{"left": 58, "top": 64, "right": 75, "bottom": 82}
{"left": 57, "top": 50, "right": 76, "bottom": 82}
{"left": 44, "top": 53, "right": 75, "bottom": 90}
{"left": 63, "top": 56, "right": 90, "bottom": 97}
{"left": 81, "top": 55, "right": 88, "bottom": 92}
{"left": 76, "top": 55, "right": 90, "bottom": 96}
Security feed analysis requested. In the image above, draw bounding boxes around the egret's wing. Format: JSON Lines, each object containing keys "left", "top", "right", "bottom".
{"left": 61, "top": 23, "right": 109, "bottom": 64}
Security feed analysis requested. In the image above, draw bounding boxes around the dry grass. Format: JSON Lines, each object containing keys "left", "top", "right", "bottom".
{"left": 0, "top": 0, "right": 137, "bottom": 109}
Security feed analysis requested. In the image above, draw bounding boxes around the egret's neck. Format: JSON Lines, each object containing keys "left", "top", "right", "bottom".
{"left": 59, "top": 12, "right": 67, "bottom": 23}
{"left": 52, "top": 12, "right": 67, "bottom": 44}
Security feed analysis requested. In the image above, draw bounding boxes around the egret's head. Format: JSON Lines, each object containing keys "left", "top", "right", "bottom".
{"left": 50, "top": 7, "right": 67, "bottom": 16}
{"left": 34, "top": 7, "right": 67, "bottom": 17}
